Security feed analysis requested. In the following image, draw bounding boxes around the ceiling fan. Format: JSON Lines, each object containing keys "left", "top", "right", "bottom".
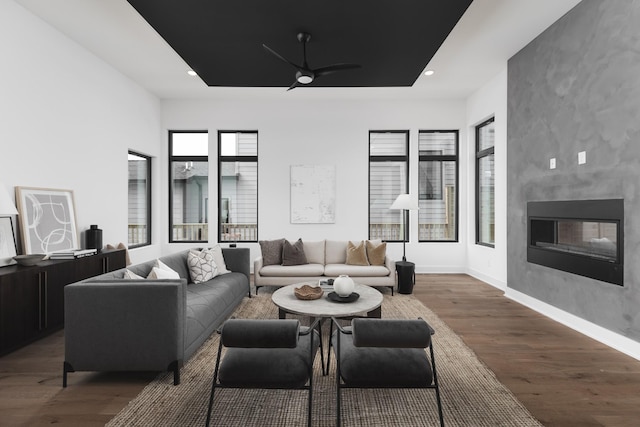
{"left": 263, "top": 32, "right": 361, "bottom": 91}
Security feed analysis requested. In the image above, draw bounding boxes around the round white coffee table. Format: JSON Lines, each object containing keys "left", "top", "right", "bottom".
{"left": 272, "top": 283, "right": 383, "bottom": 319}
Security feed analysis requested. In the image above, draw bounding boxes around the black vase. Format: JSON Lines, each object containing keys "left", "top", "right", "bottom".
{"left": 86, "top": 225, "right": 103, "bottom": 252}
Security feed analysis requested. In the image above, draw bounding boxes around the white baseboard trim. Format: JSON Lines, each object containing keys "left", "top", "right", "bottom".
{"left": 466, "top": 268, "right": 507, "bottom": 291}
{"left": 505, "top": 287, "right": 640, "bottom": 362}
{"left": 415, "top": 265, "right": 466, "bottom": 275}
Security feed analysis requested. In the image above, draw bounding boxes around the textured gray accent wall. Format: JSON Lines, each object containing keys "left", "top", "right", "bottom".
{"left": 507, "top": 0, "right": 640, "bottom": 341}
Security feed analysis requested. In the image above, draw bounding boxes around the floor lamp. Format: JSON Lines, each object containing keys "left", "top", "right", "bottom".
{"left": 390, "top": 194, "right": 418, "bottom": 262}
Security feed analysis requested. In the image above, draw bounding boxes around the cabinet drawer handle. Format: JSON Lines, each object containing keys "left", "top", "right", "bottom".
{"left": 43, "top": 271, "right": 48, "bottom": 329}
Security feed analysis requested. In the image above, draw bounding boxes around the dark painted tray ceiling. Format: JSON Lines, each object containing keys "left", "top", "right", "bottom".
{"left": 126, "top": 0, "right": 473, "bottom": 88}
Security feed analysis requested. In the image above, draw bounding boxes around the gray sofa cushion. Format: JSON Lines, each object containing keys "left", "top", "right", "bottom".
{"left": 184, "top": 272, "right": 249, "bottom": 358}
{"left": 159, "top": 251, "right": 191, "bottom": 280}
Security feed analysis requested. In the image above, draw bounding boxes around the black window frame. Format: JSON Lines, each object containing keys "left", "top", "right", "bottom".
{"left": 217, "top": 130, "right": 259, "bottom": 243}
{"left": 368, "top": 130, "right": 410, "bottom": 243}
{"left": 127, "top": 150, "right": 152, "bottom": 249}
{"left": 168, "top": 130, "right": 209, "bottom": 243}
{"left": 475, "top": 117, "right": 495, "bottom": 248}
{"left": 418, "top": 130, "right": 459, "bottom": 243}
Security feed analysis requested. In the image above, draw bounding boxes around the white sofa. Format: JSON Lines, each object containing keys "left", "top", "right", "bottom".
{"left": 254, "top": 240, "right": 396, "bottom": 294}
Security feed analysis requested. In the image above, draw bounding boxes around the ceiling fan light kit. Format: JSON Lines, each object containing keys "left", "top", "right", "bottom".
{"left": 296, "top": 70, "right": 314, "bottom": 84}
{"left": 263, "top": 32, "right": 361, "bottom": 90}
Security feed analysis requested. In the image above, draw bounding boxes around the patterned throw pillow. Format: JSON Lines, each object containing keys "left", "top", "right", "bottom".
{"left": 259, "top": 238, "right": 285, "bottom": 266}
{"left": 366, "top": 240, "right": 387, "bottom": 266}
{"left": 187, "top": 248, "right": 219, "bottom": 284}
{"left": 346, "top": 240, "right": 370, "bottom": 266}
{"left": 282, "top": 238, "right": 308, "bottom": 266}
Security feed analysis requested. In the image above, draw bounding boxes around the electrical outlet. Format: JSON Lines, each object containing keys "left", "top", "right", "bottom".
{"left": 550, "top": 158, "right": 556, "bottom": 169}
{"left": 578, "top": 151, "right": 586, "bottom": 165}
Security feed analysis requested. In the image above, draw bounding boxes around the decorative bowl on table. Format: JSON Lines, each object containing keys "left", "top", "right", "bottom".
{"left": 294, "top": 284, "right": 324, "bottom": 300}
{"left": 13, "top": 254, "right": 46, "bottom": 266}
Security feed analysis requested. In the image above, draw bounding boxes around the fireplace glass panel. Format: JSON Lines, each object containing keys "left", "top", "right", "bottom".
{"left": 531, "top": 219, "right": 618, "bottom": 262}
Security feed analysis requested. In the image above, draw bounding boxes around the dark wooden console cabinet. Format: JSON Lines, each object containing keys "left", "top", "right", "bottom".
{"left": 0, "top": 249, "right": 126, "bottom": 356}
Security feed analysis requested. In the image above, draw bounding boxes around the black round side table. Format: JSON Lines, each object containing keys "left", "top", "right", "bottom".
{"left": 396, "top": 261, "right": 416, "bottom": 294}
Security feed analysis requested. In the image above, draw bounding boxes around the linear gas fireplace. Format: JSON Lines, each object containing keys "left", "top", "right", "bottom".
{"left": 527, "top": 199, "right": 623, "bottom": 286}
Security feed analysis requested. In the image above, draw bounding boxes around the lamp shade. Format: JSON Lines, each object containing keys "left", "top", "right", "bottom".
{"left": 389, "top": 194, "right": 419, "bottom": 210}
{"left": 0, "top": 183, "right": 18, "bottom": 215}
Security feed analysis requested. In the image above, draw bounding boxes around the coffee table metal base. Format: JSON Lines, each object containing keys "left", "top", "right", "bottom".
{"left": 272, "top": 283, "right": 383, "bottom": 375}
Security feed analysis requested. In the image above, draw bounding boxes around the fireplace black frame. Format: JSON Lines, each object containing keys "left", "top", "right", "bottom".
{"left": 527, "top": 199, "right": 623, "bottom": 286}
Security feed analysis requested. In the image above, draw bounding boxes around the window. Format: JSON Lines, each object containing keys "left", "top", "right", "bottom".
{"left": 369, "top": 131, "right": 409, "bottom": 241}
{"left": 218, "top": 131, "right": 258, "bottom": 242}
{"left": 418, "top": 131, "right": 458, "bottom": 242}
{"left": 169, "top": 131, "right": 208, "bottom": 242}
{"left": 128, "top": 151, "right": 151, "bottom": 247}
{"left": 476, "top": 118, "right": 495, "bottom": 246}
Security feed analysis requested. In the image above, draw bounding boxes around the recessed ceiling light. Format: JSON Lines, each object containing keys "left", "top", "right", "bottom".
{"left": 424, "top": 70, "right": 435, "bottom": 76}
{"left": 187, "top": 70, "right": 197, "bottom": 77}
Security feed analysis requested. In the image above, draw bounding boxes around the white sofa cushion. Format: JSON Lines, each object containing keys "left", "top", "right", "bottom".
{"left": 325, "top": 240, "right": 348, "bottom": 264}
{"left": 303, "top": 240, "right": 325, "bottom": 265}
{"left": 324, "top": 263, "right": 390, "bottom": 277}
{"left": 260, "top": 263, "right": 325, "bottom": 277}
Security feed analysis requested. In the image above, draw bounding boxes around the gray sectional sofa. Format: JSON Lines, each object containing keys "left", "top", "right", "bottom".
{"left": 254, "top": 240, "right": 396, "bottom": 294}
{"left": 63, "top": 247, "right": 250, "bottom": 387}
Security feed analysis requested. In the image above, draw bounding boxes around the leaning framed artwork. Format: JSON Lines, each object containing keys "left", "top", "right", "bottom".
{"left": 15, "top": 187, "right": 79, "bottom": 254}
{"left": 0, "top": 217, "right": 18, "bottom": 266}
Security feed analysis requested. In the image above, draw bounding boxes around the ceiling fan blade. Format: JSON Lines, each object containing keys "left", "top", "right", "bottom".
{"left": 262, "top": 44, "right": 300, "bottom": 70}
{"left": 314, "top": 63, "right": 361, "bottom": 77}
{"left": 286, "top": 79, "right": 300, "bottom": 91}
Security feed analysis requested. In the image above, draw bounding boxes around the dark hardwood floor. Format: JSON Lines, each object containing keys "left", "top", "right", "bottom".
{"left": 1, "top": 274, "right": 639, "bottom": 426}
{"left": 415, "top": 274, "right": 640, "bottom": 427}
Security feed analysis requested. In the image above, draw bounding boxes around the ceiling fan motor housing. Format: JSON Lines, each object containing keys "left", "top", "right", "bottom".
{"left": 296, "top": 69, "right": 314, "bottom": 84}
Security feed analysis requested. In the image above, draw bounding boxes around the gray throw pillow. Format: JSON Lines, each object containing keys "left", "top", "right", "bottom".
{"left": 282, "top": 238, "right": 308, "bottom": 266}
{"left": 259, "top": 238, "right": 285, "bottom": 266}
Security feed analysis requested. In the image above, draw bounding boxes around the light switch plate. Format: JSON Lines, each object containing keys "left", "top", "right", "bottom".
{"left": 550, "top": 158, "right": 556, "bottom": 169}
{"left": 578, "top": 151, "right": 586, "bottom": 165}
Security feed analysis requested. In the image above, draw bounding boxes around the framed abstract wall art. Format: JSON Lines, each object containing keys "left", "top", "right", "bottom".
{"left": 15, "top": 187, "right": 79, "bottom": 254}
{"left": 290, "top": 165, "right": 336, "bottom": 224}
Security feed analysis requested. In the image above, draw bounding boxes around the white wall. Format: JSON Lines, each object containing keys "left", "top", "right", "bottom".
{"left": 0, "top": 0, "right": 508, "bottom": 281}
{"left": 0, "top": 1, "right": 163, "bottom": 265}
{"left": 465, "top": 68, "right": 508, "bottom": 289}
{"left": 162, "top": 97, "right": 470, "bottom": 271}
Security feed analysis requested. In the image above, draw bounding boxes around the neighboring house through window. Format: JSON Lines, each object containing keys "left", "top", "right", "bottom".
{"left": 369, "top": 130, "right": 409, "bottom": 241}
{"left": 169, "top": 130, "right": 209, "bottom": 242}
{"left": 127, "top": 151, "right": 151, "bottom": 247}
{"left": 418, "top": 130, "right": 458, "bottom": 242}
{"left": 476, "top": 117, "right": 495, "bottom": 246}
{"left": 218, "top": 131, "right": 258, "bottom": 243}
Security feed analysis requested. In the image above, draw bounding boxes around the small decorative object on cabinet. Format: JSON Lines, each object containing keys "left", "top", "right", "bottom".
{"left": 85, "top": 224, "right": 103, "bottom": 252}
{"left": 12, "top": 254, "right": 46, "bottom": 266}
{"left": 0, "top": 248, "right": 126, "bottom": 356}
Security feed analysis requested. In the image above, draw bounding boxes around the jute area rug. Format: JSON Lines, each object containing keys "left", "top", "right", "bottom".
{"left": 107, "top": 291, "right": 542, "bottom": 427}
